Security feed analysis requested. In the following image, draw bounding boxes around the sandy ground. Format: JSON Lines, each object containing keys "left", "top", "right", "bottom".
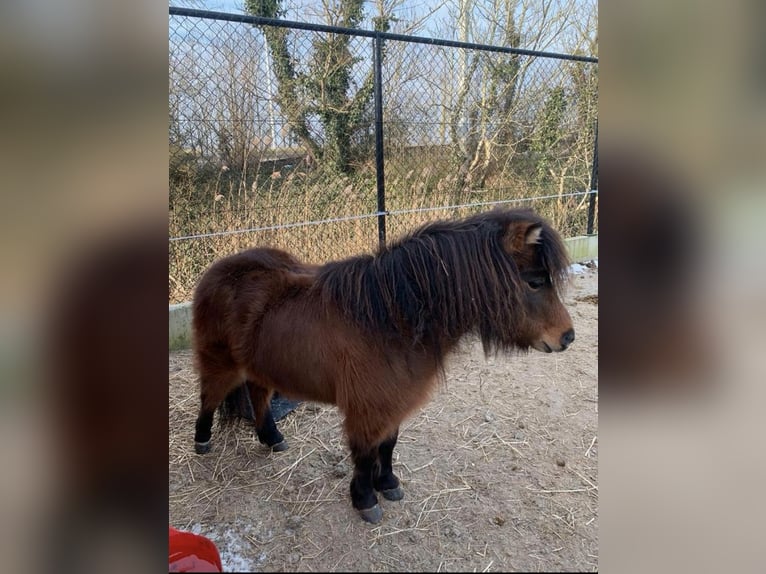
{"left": 169, "top": 265, "right": 598, "bottom": 572}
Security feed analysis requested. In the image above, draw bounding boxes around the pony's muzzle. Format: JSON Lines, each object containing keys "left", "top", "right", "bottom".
{"left": 560, "top": 328, "right": 575, "bottom": 350}
{"left": 534, "top": 328, "right": 575, "bottom": 353}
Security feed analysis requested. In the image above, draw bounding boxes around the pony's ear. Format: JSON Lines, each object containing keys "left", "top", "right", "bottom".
{"left": 503, "top": 221, "right": 543, "bottom": 253}
{"left": 525, "top": 225, "right": 542, "bottom": 245}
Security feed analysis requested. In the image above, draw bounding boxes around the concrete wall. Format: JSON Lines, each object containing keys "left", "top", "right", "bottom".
{"left": 170, "top": 302, "right": 194, "bottom": 351}
{"left": 564, "top": 234, "right": 599, "bottom": 264}
{"left": 169, "top": 234, "right": 598, "bottom": 351}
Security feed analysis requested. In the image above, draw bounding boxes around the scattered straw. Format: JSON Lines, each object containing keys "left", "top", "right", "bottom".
{"left": 169, "top": 300, "right": 599, "bottom": 571}
{"left": 585, "top": 436, "right": 597, "bottom": 457}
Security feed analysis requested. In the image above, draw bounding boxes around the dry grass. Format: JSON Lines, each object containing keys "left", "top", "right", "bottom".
{"left": 168, "top": 268, "right": 598, "bottom": 572}
{"left": 168, "top": 165, "right": 596, "bottom": 304}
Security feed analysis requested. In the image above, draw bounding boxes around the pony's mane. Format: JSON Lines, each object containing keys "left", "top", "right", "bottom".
{"left": 316, "top": 208, "right": 570, "bottom": 358}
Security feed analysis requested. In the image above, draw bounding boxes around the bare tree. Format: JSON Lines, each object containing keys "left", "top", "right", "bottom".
{"left": 432, "top": 0, "right": 597, "bottom": 192}
{"left": 244, "top": 0, "right": 403, "bottom": 174}
{"left": 169, "top": 23, "right": 275, "bottom": 195}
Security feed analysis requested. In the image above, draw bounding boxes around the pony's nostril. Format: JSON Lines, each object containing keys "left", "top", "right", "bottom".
{"left": 561, "top": 328, "right": 575, "bottom": 348}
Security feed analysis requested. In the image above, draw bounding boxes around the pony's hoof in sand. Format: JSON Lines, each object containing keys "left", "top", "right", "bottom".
{"left": 359, "top": 504, "right": 383, "bottom": 524}
{"left": 270, "top": 440, "right": 288, "bottom": 452}
{"left": 194, "top": 441, "right": 211, "bottom": 454}
{"left": 380, "top": 486, "right": 404, "bottom": 501}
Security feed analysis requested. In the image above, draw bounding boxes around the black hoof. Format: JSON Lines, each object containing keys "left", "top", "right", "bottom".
{"left": 359, "top": 504, "right": 383, "bottom": 524}
{"left": 380, "top": 486, "right": 404, "bottom": 501}
{"left": 194, "top": 441, "right": 211, "bottom": 454}
{"left": 270, "top": 440, "right": 288, "bottom": 452}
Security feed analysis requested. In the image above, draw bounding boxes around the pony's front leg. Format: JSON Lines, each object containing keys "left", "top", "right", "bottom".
{"left": 349, "top": 441, "right": 383, "bottom": 523}
{"left": 374, "top": 428, "right": 404, "bottom": 501}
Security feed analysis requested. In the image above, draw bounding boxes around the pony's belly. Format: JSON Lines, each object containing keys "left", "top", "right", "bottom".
{"left": 248, "top": 337, "right": 337, "bottom": 404}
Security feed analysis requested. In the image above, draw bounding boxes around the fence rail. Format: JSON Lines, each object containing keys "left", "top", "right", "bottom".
{"left": 169, "top": 190, "right": 597, "bottom": 243}
{"left": 168, "top": 7, "right": 598, "bottom": 304}
{"left": 169, "top": 7, "right": 598, "bottom": 63}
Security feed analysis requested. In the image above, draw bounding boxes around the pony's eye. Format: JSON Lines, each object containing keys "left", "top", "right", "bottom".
{"left": 526, "top": 278, "right": 546, "bottom": 290}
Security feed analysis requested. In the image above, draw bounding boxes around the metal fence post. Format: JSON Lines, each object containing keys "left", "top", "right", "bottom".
{"left": 586, "top": 121, "right": 598, "bottom": 235}
{"left": 373, "top": 33, "right": 386, "bottom": 247}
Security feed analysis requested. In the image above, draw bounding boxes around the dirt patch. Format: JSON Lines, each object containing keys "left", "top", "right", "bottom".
{"left": 169, "top": 267, "right": 598, "bottom": 572}
{"left": 576, "top": 294, "right": 598, "bottom": 305}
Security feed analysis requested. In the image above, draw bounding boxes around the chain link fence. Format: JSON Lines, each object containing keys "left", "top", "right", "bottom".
{"left": 169, "top": 7, "right": 598, "bottom": 304}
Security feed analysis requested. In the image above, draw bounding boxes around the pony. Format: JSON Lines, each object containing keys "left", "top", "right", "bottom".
{"left": 191, "top": 208, "right": 575, "bottom": 523}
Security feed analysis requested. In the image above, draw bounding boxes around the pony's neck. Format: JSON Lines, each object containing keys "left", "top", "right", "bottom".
{"left": 374, "top": 234, "right": 501, "bottom": 348}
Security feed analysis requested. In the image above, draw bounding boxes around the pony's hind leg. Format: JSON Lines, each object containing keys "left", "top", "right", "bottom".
{"left": 374, "top": 428, "right": 404, "bottom": 501}
{"left": 246, "top": 380, "right": 288, "bottom": 452}
{"left": 194, "top": 371, "right": 238, "bottom": 454}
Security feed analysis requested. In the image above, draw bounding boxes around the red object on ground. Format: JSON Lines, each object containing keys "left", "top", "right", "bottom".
{"left": 169, "top": 526, "right": 223, "bottom": 572}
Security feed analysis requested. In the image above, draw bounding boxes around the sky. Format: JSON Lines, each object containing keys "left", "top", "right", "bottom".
{"left": 170, "top": 0, "right": 597, "bottom": 55}
{"left": 172, "top": 0, "right": 443, "bottom": 19}
{"left": 170, "top": 0, "right": 450, "bottom": 36}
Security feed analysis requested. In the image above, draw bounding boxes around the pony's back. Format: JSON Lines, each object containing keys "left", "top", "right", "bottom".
{"left": 192, "top": 247, "right": 311, "bottom": 363}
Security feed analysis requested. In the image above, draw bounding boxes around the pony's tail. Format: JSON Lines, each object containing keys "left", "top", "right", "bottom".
{"left": 217, "top": 384, "right": 255, "bottom": 426}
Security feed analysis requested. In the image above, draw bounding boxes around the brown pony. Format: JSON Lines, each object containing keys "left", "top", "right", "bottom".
{"left": 191, "top": 208, "right": 575, "bottom": 523}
